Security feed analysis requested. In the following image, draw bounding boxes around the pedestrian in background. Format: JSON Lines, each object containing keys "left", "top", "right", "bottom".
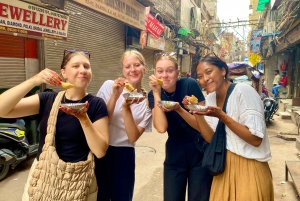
{"left": 272, "top": 71, "right": 287, "bottom": 98}
{"left": 148, "top": 52, "right": 212, "bottom": 201}
{"left": 95, "top": 49, "right": 152, "bottom": 201}
{"left": 188, "top": 54, "right": 274, "bottom": 201}
{"left": 272, "top": 70, "right": 280, "bottom": 86}
{"left": 0, "top": 49, "right": 110, "bottom": 201}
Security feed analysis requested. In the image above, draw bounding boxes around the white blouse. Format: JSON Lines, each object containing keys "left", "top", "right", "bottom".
{"left": 204, "top": 83, "right": 272, "bottom": 162}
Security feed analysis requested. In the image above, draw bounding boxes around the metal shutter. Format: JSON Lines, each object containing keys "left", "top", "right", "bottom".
{"left": 44, "top": 2, "right": 125, "bottom": 95}
{"left": 0, "top": 33, "right": 25, "bottom": 88}
{"left": 141, "top": 49, "right": 155, "bottom": 92}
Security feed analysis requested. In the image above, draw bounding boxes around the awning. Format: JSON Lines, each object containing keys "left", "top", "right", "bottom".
{"left": 178, "top": 27, "right": 195, "bottom": 38}
{"left": 257, "top": 0, "right": 271, "bottom": 11}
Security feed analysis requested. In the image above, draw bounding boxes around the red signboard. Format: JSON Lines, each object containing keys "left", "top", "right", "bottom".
{"left": 145, "top": 13, "right": 165, "bottom": 39}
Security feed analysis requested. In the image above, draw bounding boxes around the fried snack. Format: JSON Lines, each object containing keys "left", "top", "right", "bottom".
{"left": 188, "top": 95, "right": 198, "bottom": 104}
{"left": 125, "top": 83, "right": 135, "bottom": 92}
{"left": 156, "top": 78, "right": 164, "bottom": 85}
{"left": 61, "top": 82, "right": 74, "bottom": 89}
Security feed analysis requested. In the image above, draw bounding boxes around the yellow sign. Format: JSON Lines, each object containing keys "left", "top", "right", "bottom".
{"left": 74, "top": 0, "right": 146, "bottom": 30}
{"left": 249, "top": 52, "right": 260, "bottom": 66}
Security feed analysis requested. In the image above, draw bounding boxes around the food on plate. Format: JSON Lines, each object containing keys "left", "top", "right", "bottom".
{"left": 125, "top": 83, "right": 135, "bottom": 92}
{"left": 156, "top": 78, "right": 164, "bottom": 85}
{"left": 158, "top": 101, "right": 175, "bottom": 109}
{"left": 61, "top": 82, "right": 74, "bottom": 89}
{"left": 188, "top": 95, "right": 198, "bottom": 104}
{"left": 187, "top": 105, "right": 208, "bottom": 112}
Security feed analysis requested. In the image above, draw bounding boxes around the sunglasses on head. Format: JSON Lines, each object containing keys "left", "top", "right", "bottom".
{"left": 156, "top": 52, "right": 177, "bottom": 58}
{"left": 63, "top": 49, "right": 91, "bottom": 59}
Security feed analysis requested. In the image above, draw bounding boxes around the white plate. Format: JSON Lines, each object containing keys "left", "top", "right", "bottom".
{"left": 123, "top": 92, "right": 145, "bottom": 100}
{"left": 158, "top": 101, "right": 176, "bottom": 109}
{"left": 186, "top": 104, "right": 208, "bottom": 112}
{"left": 60, "top": 103, "right": 85, "bottom": 110}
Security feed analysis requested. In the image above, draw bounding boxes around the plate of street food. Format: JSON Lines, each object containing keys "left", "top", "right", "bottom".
{"left": 60, "top": 103, "right": 85, "bottom": 110}
{"left": 186, "top": 104, "right": 208, "bottom": 112}
{"left": 61, "top": 82, "right": 74, "bottom": 89}
{"left": 123, "top": 92, "right": 145, "bottom": 100}
{"left": 188, "top": 95, "right": 198, "bottom": 104}
{"left": 158, "top": 101, "right": 176, "bottom": 109}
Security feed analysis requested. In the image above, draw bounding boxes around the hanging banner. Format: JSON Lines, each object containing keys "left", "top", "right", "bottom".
{"left": 74, "top": 0, "right": 145, "bottom": 30}
{"left": 0, "top": 0, "right": 69, "bottom": 40}
{"left": 145, "top": 13, "right": 165, "bottom": 39}
{"left": 250, "top": 29, "right": 262, "bottom": 54}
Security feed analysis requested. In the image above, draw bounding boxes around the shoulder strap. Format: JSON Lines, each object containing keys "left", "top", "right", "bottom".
{"left": 222, "top": 83, "right": 236, "bottom": 112}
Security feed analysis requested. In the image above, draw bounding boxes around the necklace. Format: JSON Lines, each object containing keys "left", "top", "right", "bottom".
{"left": 162, "top": 89, "right": 176, "bottom": 100}
{"left": 63, "top": 93, "right": 84, "bottom": 104}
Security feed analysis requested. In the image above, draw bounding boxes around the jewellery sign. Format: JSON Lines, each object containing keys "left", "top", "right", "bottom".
{"left": 0, "top": 0, "right": 69, "bottom": 40}
{"left": 145, "top": 13, "right": 165, "bottom": 39}
{"left": 74, "top": 0, "right": 145, "bottom": 30}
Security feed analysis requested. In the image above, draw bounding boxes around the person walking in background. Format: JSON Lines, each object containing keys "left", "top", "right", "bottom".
{"left": 272, "top": 71, "right": 287, "bottom": 98}
{"left": 187, "top": 54, "right": 274, "bottom": 201}
{"left": 0, "top": 49, "right": 110, "bottom": 201}
{"left": 95, "top": 49, "right": 152, "bottom": 201}
{"left": 148, "top": 52, "right": 212, "bottom": 201}
{"left": 273, "top": 70, "right": 280, "bottom": 86}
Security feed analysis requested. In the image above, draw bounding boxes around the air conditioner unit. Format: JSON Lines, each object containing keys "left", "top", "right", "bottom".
{"left": 267, "top": 21, "right": 276, "bottom": 34}
{"left": 191, "top": 7, "right": 201, "bottom": 33}
{"left": 164, "top": 27, "right": 171, "bottom": 38}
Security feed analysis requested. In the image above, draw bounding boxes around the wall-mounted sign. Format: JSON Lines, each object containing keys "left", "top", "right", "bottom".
{"left": 40, "top": 0, "right": 65, "bottom": 10}
{"left": 250, "top": 29, "right": 262, "bottom": 54}
{"left": 147, "top": 33, "right": 165, "bottom": 50}
{"left": 0, "top": 0, "right": 69, "bottom": 40}
{"left": 74, "top": 0, "right": 145, "bottom": 30}
{"left": 145, "top": 13, "right": 165, "bottom": 39}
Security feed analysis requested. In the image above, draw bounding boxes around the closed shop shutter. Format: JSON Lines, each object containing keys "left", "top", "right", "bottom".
{"left": 44, "top": 2, "right": 125, "bottom": 95}
{"left": 181, "top": 54, "right": 191, "bottom": 75}
{"left": 0, "top": 33, "right": 25, "bottom": 88}
{"left": 141, "top": 49, "right": 155, "bottom": 92}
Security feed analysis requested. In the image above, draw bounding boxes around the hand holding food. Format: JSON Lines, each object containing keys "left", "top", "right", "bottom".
{"left": 32, "top": 68, "right": 62, "bottom": 86}
{"left": 156, "top": 78, "right": 164, "bottom": 85}
{"left": 61, "top": 82, "right": 74, "bottom": 89}
{"left": 125, "top": 83, "right": 135, "bottom": 92}
{"left": 188, "top": 95, "right": 198, "bottom": 104}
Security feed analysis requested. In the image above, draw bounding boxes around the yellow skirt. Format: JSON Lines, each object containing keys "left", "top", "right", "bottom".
{"left": 210, "top": 150, "right": 274, "bottom": 201}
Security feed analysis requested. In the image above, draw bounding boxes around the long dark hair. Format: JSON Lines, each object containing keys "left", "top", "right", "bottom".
{"left": 199, "top": 57, "right": 229, "bottom": 79}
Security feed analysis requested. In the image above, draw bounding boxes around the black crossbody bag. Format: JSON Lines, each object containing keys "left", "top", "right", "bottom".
{"left": 202, "top": 83, "right": 236, "bottom": 176}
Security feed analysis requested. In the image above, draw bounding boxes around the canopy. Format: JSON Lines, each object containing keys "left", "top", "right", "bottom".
{"left": 257, "top": 0, "right": 270, "bottom": 11}
{"left": 228, "top": 62, "right": 263, "bottom": 80}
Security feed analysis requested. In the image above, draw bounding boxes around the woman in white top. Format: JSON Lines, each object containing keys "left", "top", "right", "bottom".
{"left": 95, "top": 49, "right": 152, "bottom": 201}
{"left": 186, "top": 54, "right": 274, "bottom": 201}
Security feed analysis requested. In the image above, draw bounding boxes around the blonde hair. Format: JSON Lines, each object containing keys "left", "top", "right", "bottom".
{"left": 121, "top": 49, "right": 148, "bottom": 97}
{"left": 154, "top": 53, "right": 179, "bottom": 70}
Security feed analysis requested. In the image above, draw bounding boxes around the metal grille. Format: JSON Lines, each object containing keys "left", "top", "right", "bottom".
{"left": 44, "top": 2, "right": 125, "bottom": 95}
{"left": 141, "top": 49, "right": 155, "bottom": 92}
{"left": 0, "top": 34, "right": 25, "bottom": 88}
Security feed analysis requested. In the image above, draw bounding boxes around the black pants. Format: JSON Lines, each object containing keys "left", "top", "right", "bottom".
{"left": 95, "top": 146, "right": 135, "bottom": 201}
{"left": 164, "top": 139, "right": 213, "bottom": 201}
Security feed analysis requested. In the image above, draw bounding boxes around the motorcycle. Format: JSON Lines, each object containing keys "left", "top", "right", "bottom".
{"left": 0, "top": 86, "right": 40, "bottom": 181}
{"left": 263, "top": 97, "right": 278, "bottom": 124}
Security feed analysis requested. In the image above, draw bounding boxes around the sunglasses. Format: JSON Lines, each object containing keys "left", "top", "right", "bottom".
{"left": 63, "top": 49, "right": 91, "bottom": 59}
{"left": 156, "top": 52, "right": 177, "bottom": 58}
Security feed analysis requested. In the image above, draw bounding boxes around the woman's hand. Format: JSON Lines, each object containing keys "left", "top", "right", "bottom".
{"left": 31, "top": 68, "right": 62, "bottom": 86}
{"left": 149, "top": 75, "right": 162, "bottom": 93}
{"left": 59, "top": 101, "right": 89, "bottom": 119}
{"left": 191, "top": 106, "right": 224, "bottom": 119}
{"left": 122, "top": 89, "right": 145, "bottom": 108}
{"left": 112, "top": 77, "right": 126, "bottom": 97}
{"left": 157, "top": 102, "right": 181, "bottom": 112}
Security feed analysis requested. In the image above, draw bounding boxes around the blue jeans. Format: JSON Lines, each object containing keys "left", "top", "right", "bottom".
{"left": 272, "top": 85, "right": 283, "bottom": 97}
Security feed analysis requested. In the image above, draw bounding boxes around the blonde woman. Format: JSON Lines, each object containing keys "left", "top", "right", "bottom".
{"left": 148, "top": 52, "right": 212, "bottom": 201}
{"left": 95, "top": 49, "right": 152, "bottom": 201}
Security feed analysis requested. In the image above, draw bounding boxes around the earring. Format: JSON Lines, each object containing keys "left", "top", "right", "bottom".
{"left": 224, "top": 76, "right": 225, "bottom": 79}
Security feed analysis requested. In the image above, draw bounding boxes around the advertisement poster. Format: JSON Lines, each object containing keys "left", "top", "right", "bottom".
{"left": 250, "top": 29, "right": 262, "bottom": 53}
{"left": 0, "top": 0, "right": 69, "bottom": 40}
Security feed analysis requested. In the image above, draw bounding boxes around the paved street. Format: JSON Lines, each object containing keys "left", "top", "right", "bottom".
{"left": 0, "top": 114, "right": 299, "bottom": 201}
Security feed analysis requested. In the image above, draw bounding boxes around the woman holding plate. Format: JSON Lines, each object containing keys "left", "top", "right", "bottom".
{"left": 95, "top": 49, "right": 152, "bottom": 201}
{"left": 148, "top": 52, "right": 212, "bottom": 201}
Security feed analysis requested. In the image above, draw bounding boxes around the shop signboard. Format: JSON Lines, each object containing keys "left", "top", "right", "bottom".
{"left": 250, "top": 29, "right": 262, "bottom": 54}
{"left": 0, "top": 0, "right": 69, "bottom": 40}
{"left": 145, "top": 13, "right": 165, "bottom": 39}
{"left": 74, "top": 0, "right": 146, "bottom": 30}
{"left": 147, "top": 33, "right": 165, "bottom": 50}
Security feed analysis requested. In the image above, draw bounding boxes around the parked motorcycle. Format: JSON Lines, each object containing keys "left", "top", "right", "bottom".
{"left": 263, "top": 97, "right": 278, "bottom": 124}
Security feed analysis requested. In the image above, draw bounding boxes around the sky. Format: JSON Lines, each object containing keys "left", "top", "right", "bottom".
{"left": 217, "top": 0, "right": 252, "bottom": 41}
